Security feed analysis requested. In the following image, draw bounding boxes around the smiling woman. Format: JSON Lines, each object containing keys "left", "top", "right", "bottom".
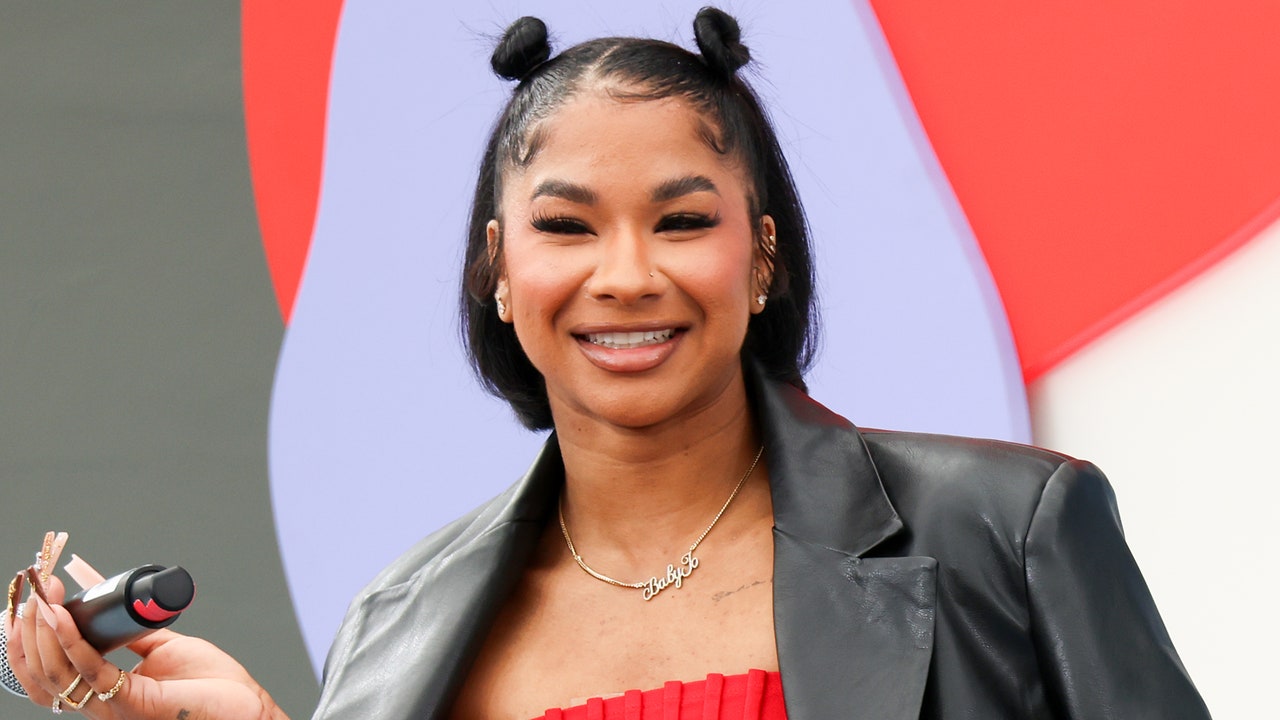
{"left": 4, "top": 7, "right": 1210, "bottom": 720}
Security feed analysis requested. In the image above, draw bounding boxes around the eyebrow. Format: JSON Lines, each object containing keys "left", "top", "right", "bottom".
{"left": 651, "top": 175, "right": 719, "bottom": 203}
{"left": 531, "top": 180, "right": 597, "bottom": 205}
{"left": 529, "top": 175, "right": 721, "bottom": 205}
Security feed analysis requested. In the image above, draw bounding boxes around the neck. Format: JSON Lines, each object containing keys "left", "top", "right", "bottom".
{"left": 551, "top": 370, "right": 768, "bottom": 575}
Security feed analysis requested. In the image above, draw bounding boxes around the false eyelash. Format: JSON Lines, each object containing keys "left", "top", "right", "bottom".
{"left": 531, "top": 213, "right": 590, "bottom": 234}
{"left": 656, "top": 212, "right": 721, "bottom": 232}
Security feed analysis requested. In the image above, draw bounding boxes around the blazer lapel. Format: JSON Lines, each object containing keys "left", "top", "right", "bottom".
{"left": 752, "top": 371, "right": 938, "bottom": 720}
{"left": 773, "top": 537, "right": 937, "bottom": 719}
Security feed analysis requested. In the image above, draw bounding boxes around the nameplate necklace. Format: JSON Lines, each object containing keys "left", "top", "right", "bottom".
{"left": 557, "top": 445, "right": 765, "bottom": 601}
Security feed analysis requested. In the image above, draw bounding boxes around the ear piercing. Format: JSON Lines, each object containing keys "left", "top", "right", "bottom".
{"left": 494, "top": 294, "right": 507, "bottom": 317}
{"left": 756, "top": 294, "right": 767, "bottom": 306}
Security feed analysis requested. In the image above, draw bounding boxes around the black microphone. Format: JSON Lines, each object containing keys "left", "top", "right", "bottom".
{"left": 62, "top": 565, "right": 195, "bottom": 653}
{"left": 1, "top": 565, "right": 195, "bottom": 699}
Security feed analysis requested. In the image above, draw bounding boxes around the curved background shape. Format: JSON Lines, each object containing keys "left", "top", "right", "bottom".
{"left": 871, "top": 2, "right": 1280, "bottom": 381}
{"left": 265, "top": 0, "right": 1028, "bottom": 672}
{"left": 242, "top": 0, "right": 345, "bottom": 322}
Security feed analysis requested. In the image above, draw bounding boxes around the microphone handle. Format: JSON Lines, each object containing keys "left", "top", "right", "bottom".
{"left": 63, "top": 565, "right": 192, "bottom": 653}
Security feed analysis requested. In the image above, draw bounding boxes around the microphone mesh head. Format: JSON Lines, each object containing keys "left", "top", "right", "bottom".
{"left": 0, "top": 619, "right": 29, "bottom": 697}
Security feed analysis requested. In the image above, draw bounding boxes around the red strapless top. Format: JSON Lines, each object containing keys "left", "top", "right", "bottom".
{"left": 532, "top": 669, "right": 786, "bottom": 720}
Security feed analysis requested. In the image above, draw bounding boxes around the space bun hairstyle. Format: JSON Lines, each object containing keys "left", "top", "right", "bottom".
{"left": 490, "top": 16, "right": 552, "bottom": 81}
{"left": 692, "top": 7, "right": 750, "bottom": 78}
{"left": 462, "top": 6, "right": 818, "bottom": 430}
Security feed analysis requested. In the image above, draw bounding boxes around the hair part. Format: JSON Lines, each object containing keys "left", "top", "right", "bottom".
{"left": 462, "top": 8, "right": 819, "bottom": 430}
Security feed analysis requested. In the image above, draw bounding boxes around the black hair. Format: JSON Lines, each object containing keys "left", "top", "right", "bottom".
{"left": 462, "top": 7, "right": 818, "bottom": 430}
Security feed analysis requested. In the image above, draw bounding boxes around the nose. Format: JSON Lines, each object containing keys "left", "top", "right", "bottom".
{"left": 583, "top": 226, "right": 663, "bottom": 305}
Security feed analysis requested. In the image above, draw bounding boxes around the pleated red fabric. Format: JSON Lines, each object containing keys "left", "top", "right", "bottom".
{"left": 532, "top": 669, "right": 786, "bottom": 720}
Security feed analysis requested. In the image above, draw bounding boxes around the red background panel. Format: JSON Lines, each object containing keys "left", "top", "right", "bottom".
{"left": 870, "top": 2, "right": 1280, "bottom": 380}
{"left": 242, "top": 0, "right": 345, "bottom": 322}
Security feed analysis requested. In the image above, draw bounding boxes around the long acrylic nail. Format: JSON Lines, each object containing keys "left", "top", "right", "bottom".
{"left": 32, "top": 593, "right": 58, "bottom": 630}
{"left": 6, "top": 571, "right": 24, "bottom": 625}
{"left": 64, "top": 555, "right": 105, "bottom": 590}
{"left": 24, "top": 567, "right": 48, "bottom": 604}
{"left": 44, "top": 532, "right": 69, "bottom": 584}
{"left": 36, "top": 531, "right": 54, "bottom": 576}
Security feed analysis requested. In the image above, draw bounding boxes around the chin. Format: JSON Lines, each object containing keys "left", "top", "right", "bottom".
{"left": 582, "top": 386, "right": 724, "bottom": 432}
{"left": 587, "top": 400, "right": 683, "bottom": 431}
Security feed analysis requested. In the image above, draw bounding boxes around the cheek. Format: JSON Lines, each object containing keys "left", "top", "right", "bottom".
{"left": 504, "top": 249, "right": 584, "bottom": 329}
{"left": 667, "top": 240, "right": 755, "bottom": 309}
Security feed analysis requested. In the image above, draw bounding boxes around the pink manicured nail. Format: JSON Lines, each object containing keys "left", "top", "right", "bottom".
{"left": 45, "top": 532, "right": 69, "bottom": 578}
{"left": 64, "top": 555, "right": 106, "bottom": 590}
{"left": 35, "top": 531, "right": 54, "bottom": 575}
{"left": 33, "top": 593, "right": 58, "bottom": 630}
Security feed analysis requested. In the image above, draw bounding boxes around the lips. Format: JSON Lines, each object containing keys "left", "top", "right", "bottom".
{"left": 584, "top": 328, "right": 676, "bottom": 349}
{"left": 573, "top": 325, "right": 684, "bottom": 373}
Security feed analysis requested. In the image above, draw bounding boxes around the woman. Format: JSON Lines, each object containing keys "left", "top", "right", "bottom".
{"left": 7, "top": 8, "right": 1209, "bottom": 719}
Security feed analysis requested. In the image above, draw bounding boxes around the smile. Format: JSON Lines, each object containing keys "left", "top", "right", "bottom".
{"left": 584, "top": 329, "right": 676, "bottom": 349}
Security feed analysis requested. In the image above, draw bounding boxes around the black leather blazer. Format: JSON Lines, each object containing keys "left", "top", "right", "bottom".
{"left": 312, "top": 370, "right": 1210, "bottom": 719}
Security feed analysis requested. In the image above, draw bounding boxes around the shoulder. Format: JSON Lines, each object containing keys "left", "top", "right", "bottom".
{"left": 320, "top": 478, "right": 533, "bottom": 686}
{"left": 352, "top": 437, "right": 564, "bottom": 596}
{"left": 355, "top": 486, "right": 514, "bottom": 596}
{"left": 861, "top": 427, "right": 1076, "bottom": 485}
{"left": 858, "top": 429, "right": 1113, "bottom": 553}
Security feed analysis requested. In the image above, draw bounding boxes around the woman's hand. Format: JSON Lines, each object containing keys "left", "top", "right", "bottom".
{"left": 6, "top": 558, "right": 289, "bottom": 720}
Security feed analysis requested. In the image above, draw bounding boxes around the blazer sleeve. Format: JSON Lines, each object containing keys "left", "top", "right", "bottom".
{"left": 1024, "top": 460, "right": 1212, "bottom": 719}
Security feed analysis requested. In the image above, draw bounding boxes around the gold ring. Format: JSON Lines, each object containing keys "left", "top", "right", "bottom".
{"left": 58, "top": 675, "right": 93, "bottom": 710}
{"left": 58, "top": 676, "right": 81, "bottom": 697}
{"left": 97, "top": 669, "right": 127, "bottom": 702}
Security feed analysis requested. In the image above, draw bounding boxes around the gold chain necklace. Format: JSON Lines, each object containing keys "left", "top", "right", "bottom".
{"left": 558, "top": 445, "right": 765, "bottom": 601}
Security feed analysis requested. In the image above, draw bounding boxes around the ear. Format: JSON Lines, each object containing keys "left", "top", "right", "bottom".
{"left": 751, "top": 215, "right": 777, "bottom": 314}
{"left": 486, "top": 219, "right": 503, "bottom": 272}
{"left": 487, "top": 220, "right": 514, "bottom": 323}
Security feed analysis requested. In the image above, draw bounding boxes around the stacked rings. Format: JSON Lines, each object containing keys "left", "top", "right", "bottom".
{"left": 47, "top": 670, "right": 123, "bottom": 714}
{"left": 55, "top": 675, "right": 93, "bottom": 713}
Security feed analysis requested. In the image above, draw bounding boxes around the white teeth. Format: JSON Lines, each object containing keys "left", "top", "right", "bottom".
{"left": 586, "top": 328, "right": 675, "bottom": 349}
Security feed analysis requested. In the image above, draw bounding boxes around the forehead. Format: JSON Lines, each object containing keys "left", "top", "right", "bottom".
{"left": 504, "top": 91, "right": 745, "bottom": 195}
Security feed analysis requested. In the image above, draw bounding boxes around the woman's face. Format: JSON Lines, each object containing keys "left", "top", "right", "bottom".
{"left": 492, "top": 90, "right": 772, "bottom": 431}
